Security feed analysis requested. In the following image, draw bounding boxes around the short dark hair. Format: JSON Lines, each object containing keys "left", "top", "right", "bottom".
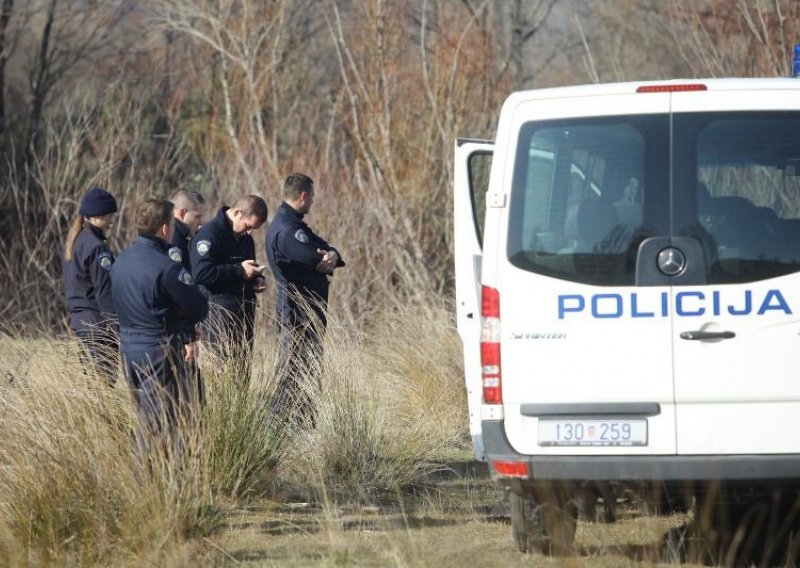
{"left": 136, "top": 199, "right": 174, "bottom": 236}
{"left": 170, "top": 188, "right": 206, "bottom": 210}
{"left": 232, "top": 195, "right": 268, "bottom": 222}
{"left": 283, "top": 173, "right": 314, "bottom": 200}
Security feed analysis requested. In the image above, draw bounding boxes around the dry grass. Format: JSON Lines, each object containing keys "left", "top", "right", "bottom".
{"left": 281, "top": 300, "right": 469, "bottom": 500}
{"left": 0, "top": 337, "right": 221, "bottom": 564}
{"left": 0, "top": 302, "right": 470, "bottom": 564}
{"left": 201, "top": 485, "right": 690, "bottom": 567}
{"left": 3, "top": 309, "right": 798, "bottom": 566}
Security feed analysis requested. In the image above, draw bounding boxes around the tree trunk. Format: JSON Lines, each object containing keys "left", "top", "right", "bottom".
{"left": 25, "top": 0, "right": 57, "bottom": 170}
{"left": 0, "top": 0, "right": 14, "bottom": 135}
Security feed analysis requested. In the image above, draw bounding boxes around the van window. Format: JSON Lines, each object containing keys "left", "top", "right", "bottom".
{"left": 673, "top": 112, "right": 800, "bottom": 284}
{"left": 468, "top": 152, "right": 492, "bottom": 246}
{"left": 507, "top": 116, "right": 669, "bottom": 285}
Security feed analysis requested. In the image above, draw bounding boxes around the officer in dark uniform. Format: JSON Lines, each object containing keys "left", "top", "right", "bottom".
{"left": 169, "top": 188, "right": 207, "bottom": 402}
{"left": 168, "top": 188, "right": 207, "bottom": 270}
{"left": 62, "top": 187, "right": 119, "bottom": 384}
{"left": 111, "top": 199, "right": 208, "bottom": 448}
{"left": 190, "top": 195, "right": 268, "bottom": 383}
{"left": 265, "top": 173, "right": 345, "bottom": 417}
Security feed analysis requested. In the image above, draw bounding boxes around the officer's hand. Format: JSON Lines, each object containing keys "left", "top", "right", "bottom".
{"left": 241, "top": 259, "right": 263, "bottom": 279}
{"left": 316, "top": 249, "right": 338, "bottom": 273}
{"left": 253, "top": 276, "right": 267, "bottom": 293}
{"left": 184, "top": 342, "right": 197, "bottom": 362}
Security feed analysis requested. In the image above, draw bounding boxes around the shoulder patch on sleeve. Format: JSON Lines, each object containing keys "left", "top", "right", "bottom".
{"left": 196, "top": 239, "right": 211, "bottom": 256}
{"left": 178, "top": 268, "right": 194, "bottom": 286}
{"left": 294, "top": 229, "right": 310, "bottom": 244}
{"left": 97, "top": 252, "right": 113, "bottom": 270}
{"left": 168, "top": 247, "right": 183, "bottom": 263}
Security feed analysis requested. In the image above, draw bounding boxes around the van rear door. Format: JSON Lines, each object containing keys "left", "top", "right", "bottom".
{"left": 496, "top": 92, "right": 678, "bottom": 456}
{"left": 454, "top": 139, "right": 493, "bottom": 460}
{"left": 670, "top": 90, "right": 800, "bottom": 454}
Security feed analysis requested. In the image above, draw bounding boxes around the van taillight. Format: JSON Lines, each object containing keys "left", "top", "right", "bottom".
{"left": 492, "top": 460, "right": 529, "bottom": 478}
{"left": 481, "top": 285, "right": 502, "bottom": 404}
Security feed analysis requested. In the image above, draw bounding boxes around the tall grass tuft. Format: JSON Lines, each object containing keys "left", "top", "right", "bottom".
{"left": 0, "top": 338, "right": 148, "bottom": 561}
{"left": 201, "top": 345, "right": 286, "bottom": 499}
{"left": 367, "top": 299, "right": 470, "bottom": 460}
{"left": 281, "top": 300, "right": 468, "bottom": 500}
{"left": 0, "top": 334, "right": 285, "bottom": 563}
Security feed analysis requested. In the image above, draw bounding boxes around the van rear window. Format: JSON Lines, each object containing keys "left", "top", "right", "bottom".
{"left": 507, "top": 115, "right": 669, "bottom": 285}
{"left": 674, "top": 112, "right": 800, "bottom": 285}
{"left": 508, "top": 111, "right": 800, "bottom": 286}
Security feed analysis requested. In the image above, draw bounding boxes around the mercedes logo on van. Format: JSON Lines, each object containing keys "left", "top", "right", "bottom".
{"left": 657, "top": 247, "right": 686, "bottom": 276}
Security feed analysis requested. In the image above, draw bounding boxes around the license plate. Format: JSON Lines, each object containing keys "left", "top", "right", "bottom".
{"left": 538, "top": 419, "right": 647, "bottom": 447}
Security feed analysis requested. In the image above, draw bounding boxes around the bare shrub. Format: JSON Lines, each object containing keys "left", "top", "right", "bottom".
{"left": 665, "top": 0, "right": 800, "bottom": 78}
{"left": 0, "top": 85, "right": 193, "bottom": 328}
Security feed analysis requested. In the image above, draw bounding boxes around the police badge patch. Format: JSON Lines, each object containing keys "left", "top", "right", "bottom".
{"left": 98, "top": 253, "right": 113, "bottom": 270}
{"left": 178, "top": 268, "right": 194, "bottom": 285}
{"left": 196, "top": 240, "right": 211, "bottom": 256}
{"left": 294, "top": 229, "right": 309, "bottom": 243}
{"left": 168, "top": 247, "right": 183, "bottom": 263}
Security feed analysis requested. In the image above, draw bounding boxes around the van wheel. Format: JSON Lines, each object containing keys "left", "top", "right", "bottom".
{"left": 510, "top": 489, "right": 577, "bottom": 555}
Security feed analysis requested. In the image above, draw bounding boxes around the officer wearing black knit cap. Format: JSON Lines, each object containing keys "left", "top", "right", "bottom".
{"left": 62, "top": 187, "right": 119, "bottom": 384}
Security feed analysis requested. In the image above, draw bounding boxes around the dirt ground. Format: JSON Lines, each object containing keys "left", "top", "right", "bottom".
{"left": 200, "top": 463, "right": 690, "bottom": 567}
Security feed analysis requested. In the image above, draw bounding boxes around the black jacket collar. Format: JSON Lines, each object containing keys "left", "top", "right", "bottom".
{"left": 83, "top": 222, "right": 107, "bottom": 241}
{"left": 174, "top": 218, "right": 191, "bottom": 242}
{"left": 279, "top": 201, "right": 305, "bottom": 221}
{"left": 136, "top": 234, "right": 170, "bottom": 253}
{"left": 216, "top": 206, "right": 237, "bottom": 235}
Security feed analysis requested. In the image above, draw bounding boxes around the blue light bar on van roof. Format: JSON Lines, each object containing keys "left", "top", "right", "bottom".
{"left": 636, "top": 83, "right": 707, "bottom": 93}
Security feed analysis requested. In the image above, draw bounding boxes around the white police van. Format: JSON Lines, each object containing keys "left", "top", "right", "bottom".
{"left": 454, "top": 78, "right": 800, "bottom": 554}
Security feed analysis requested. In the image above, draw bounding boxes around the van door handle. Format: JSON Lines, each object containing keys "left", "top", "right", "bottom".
{"left": 679, "top": 330, "right": 735, "bottom": 340}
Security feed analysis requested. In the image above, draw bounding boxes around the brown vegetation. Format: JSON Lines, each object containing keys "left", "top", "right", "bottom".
{"left": 0, "top": 301, "right": 468, "bottom": 563}
{"left": 0, "top": 2, "right": 796, "bottom": 327}
{"left": 0, "top": 1, "right": 799, "bottom": 564}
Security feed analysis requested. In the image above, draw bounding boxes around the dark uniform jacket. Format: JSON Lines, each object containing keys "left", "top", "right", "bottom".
{"left": 190, "top": 207, "right": 258, "bottom": 311}
{"left": 168, "top": 218, "right": 192, "bottom": 270}
{"left": 62, "top": 223, "right": 117, "bottom": 331}
{"left": 111, "top": 235, "right": 208, "bottom": 346}
{"left": 265, "top": 202, "right": 345, "bottom": 325}
{"left": 169, "top": 218, "right": 198, "bottom": 340}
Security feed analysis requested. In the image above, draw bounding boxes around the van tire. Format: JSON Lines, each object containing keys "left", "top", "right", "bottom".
{"left": 510, "top": 489, "right": 577, "bottom": 555}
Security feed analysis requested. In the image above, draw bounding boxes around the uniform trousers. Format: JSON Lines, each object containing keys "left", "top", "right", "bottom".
{"left": 201, "top": 295, "right": 255, "bottom": 385}
{"left": 271, "top": 291, "right": 327, "bottom": 423}
{"left": 121, "top": 333, "right": 200, "bottom": 455}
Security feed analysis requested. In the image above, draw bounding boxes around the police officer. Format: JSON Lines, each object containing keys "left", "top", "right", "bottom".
{"left": 265, "top": 173, "right": 345, "bottom": 417}
{"left": 111, "top": 199, "right": 208, "bottom": 449}
{"left": 190, "top": 195, "right": 268, "bottom": 383}
{"left": 169, "top": 188, "right": 207, "bottom": 401}
{"left": 62, "top": 187, "right": 119, "bottom": 384}
{"left": 168, "top": 189, "right": 207, "bottom": 270}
